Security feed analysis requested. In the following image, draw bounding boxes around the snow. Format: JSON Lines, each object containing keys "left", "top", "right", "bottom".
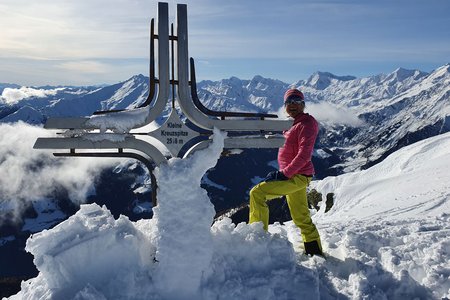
{"left": 309, "top": 132, "right": 450, "bottom": 299}
{"left": 311, "top": 131, "right": 450, "bottom": 220}
{"left": 103, "top": 78, "right": 140, "bottom": 110}
{"left": 150, "top": 128, "right": 226, "bottom": 298}
{"left": 86, "top": 107, "right": 149, "bottom": 133}
{"left": 17, "top": 204, "right": 155, "bottom": 299}
{"left": 22, "top": 199, "right": 66, "bottom": 233}
{"left": 81, "top": 133, "right": 130, "bottom": 142}
{"left": 313, "top": 215, "right": 449, "bottom": 299}
{"left": 1, "top": 106, "right": 45, "bottom": 124}
{"left": 202, "top": 174, "right": 229, "bottom": 191}
{"left": 7, "top": 132, "right": 450, "bottom": 299}
{"left": 314, "top": 149, "right": 332, "bottom": 159}
{"left": 132, "top": 201, "right": 152, "bottom": 214}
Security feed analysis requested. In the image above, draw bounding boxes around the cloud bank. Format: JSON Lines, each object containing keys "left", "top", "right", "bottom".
{"left": 0, "top": 122, "right": 117, "bottom": 224}
{"left": 0, "top": 87, "right": 64, "bottom": 105}
{"left": 307, "top": 102, "right": 364, "bottom": 127}
{"left": 275, "top": 102, "right": 364, "bottom": 127}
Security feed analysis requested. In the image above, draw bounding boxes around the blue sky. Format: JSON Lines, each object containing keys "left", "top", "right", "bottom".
{"left": 0, "top": 0, "right": 449, "bottom": 86}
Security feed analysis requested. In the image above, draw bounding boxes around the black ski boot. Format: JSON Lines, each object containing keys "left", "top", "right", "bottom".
{"left": 304, "top": 240, "right": 324, "bottom": 257}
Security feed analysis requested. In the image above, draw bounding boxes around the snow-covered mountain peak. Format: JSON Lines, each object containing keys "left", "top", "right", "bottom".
{"left": 129, "top": 74, "right": 148, "bottom": 84}
{"left": 206, "top": 77, "right": 243, "bottom": 97}
{"left": 305, "top": 71, "right": 356, "bottom": 90}
{"left": 427, "top": 63, "right": 450, "bottom": 82}
{"left": 96, "top": 75, "right": 149, "bottom": 111}
{"left": 249, "top": 75, "right": 284, "bottom": 85}
{"left": 384, "top": 67, "right": 428, "bottom": 84}
{"left": 222, "top": 76, "right": 243, "bottom": 85}
{"left": 194, "top": 75, "right": 289, "bottom": 113}
{"left": 246, "top": 75, "right": 286, "bottom": 92}
{"left": 1, "top": 106, "right": 44, "bottom": 124}
{"left": 247, "top": 75, "right": 270, "bottom": 90}
{"left": 251, "top": 75, "right": 265, "bottom": 81}
{"left": 122, "top": 75, "right": 145, "bottom": 88}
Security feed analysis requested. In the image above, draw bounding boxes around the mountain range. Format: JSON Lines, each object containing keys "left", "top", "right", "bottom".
{"left": 1, "top": 63, "right": 449, "bottom": 172}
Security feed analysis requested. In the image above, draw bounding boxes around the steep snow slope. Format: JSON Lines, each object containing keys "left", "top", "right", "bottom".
{"left": 0, "top": 106, "right": 45, "bottom": 124}
{"left": 44, "top": 75, "right": 150, "bottom": 117}
{"left": 312, "top": 132, "right": 450, "bottom": 221}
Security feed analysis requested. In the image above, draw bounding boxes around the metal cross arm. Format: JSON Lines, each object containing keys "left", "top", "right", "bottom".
{"left": 175, "top": 4, "right": 292, "bottom": 132}
{"left": 33, "top": 136, "right": 166, "bottom": 166}
{"left": 43, "top": 2, "right": 170, "bottom": 131}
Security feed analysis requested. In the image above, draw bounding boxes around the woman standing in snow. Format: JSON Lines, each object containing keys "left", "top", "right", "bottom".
{"left": 249, "top": 88, "right": 323, "bottom": 256}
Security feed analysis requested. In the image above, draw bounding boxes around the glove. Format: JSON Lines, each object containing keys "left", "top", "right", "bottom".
{"left": 263, "top": 171, "right": 288, "bottom": 182}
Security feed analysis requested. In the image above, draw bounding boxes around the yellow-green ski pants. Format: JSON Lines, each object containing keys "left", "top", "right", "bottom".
{"left": 249, "top": 174, "right": 321, "bottom": 243}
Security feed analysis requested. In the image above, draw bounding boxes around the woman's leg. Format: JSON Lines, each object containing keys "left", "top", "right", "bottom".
{"left": 249, "top": 176, "right": 304, "bottom": 230}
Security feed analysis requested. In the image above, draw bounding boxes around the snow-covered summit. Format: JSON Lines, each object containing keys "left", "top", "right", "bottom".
{"left": 385, "top": 67, "right": 427, "bottom": 83}
{"left": 305, "top": 71, "right": 356, "bottom": 90}
{"left": 427, "top": 63, "right": 450, "bottom": 82}
{"left": 98, "top": 74, "right": 149, "bottom": 111}
{"left": 0, "top": 106, "right": 44, "bottom": 124}
{"left": 197, "top": 75, "right": 288, "bottom": 113}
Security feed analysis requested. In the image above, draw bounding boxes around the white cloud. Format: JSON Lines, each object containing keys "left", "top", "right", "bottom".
{"left": 0, "top": 87, "right": 65, "bottom": 104}
{"left": 274, "top": 106, "right": 289, "bottom": 119}
{"left": 274, "top": 102, "right": 363, "bottom": 127}
{"left": 0, "top": 0, "right": 150, "bottom": 61}
{"left": 0, "top": 122, "right": 117, "bottom": 224}
{"left": 307, "top": 102, "right": 364, "bottom": 127}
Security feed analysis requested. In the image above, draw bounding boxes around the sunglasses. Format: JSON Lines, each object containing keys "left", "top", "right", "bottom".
{"left": 284, "top": 96, "right": 304, "bottom": 106}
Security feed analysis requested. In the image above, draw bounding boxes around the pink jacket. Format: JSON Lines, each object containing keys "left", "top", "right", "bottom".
{"left": 278, "top": 113, "right": 319, "bottom": 178}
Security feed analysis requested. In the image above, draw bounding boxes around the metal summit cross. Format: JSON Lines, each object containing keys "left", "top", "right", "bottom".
{"left": 33, "top": 2, "right": 292, "bottom": 206}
